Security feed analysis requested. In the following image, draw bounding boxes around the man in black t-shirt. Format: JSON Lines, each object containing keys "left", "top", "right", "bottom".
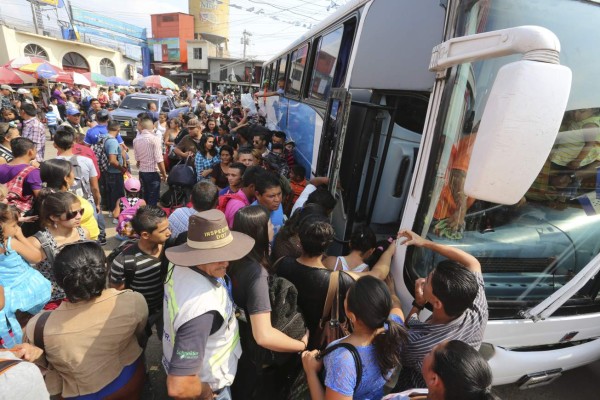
{"left": 110, "top": 206, "right": 172, "bottom": 338}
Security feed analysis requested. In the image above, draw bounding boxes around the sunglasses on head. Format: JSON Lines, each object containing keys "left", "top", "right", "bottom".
{"left": 63, "top": 208, "right": 85, "bottom": 220}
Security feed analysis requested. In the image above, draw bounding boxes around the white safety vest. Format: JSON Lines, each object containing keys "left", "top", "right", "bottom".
{"left": 162, "top": 265, "right": 242, "bottom": 391}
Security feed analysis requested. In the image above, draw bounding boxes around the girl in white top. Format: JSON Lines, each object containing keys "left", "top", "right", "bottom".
{"left": 324, "top": 225, "right": 377, "bottom": 273}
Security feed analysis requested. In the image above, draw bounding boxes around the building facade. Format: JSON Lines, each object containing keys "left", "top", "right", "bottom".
{"left": 0, "top": 25, "right": 131, "bottom": 78}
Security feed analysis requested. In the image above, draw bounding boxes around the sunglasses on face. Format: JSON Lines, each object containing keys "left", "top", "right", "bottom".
{"left": 62, "top": 208, "right": 85, "bottom": 220}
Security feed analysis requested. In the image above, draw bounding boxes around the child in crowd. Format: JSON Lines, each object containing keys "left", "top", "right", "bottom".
{"left": 289, "top": 164, "right": 307, "bottom": 203}
{"left": 0, "top": 203, "right": 50, "bottom": 347}
{"left": 113, "top": 176, "right": 146, "bottom": 239}
{"left": 324, "top": 225, "right": 377, "bottom": 272}
{"left": 110, "top": 205, "right": 171, "bottom": 340}
{"left": 45, "top": 104, "right": 59, "bottom": 141}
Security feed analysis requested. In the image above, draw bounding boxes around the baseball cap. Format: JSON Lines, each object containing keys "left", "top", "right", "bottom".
{"left": 165, "top": 209, "right": 254, "bottom": 267}
{"left": 66, "top": 108, "right": 81, "bottom": 116}
{"left": 97, "top": 109, "right": 110, "bottom": 120}
{"left": 0, "top": 85, "right": 14, "bottom": 92}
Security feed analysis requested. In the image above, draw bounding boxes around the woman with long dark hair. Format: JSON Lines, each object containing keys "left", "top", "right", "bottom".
{"left": 230, "top": 205, "right": 309, "bottom": 399}
{"left": 302, "top": 276, "right": 406, "bottom": 400}
{"left": 194, "top": 133, "right": 220, "bottom": 181}
{"left": 383, "top": 340, "right": 497, "bottom": 400}
{"left": 38, "top": 158, "right": 99, "bottom": 239}
{"left": 27, "top": 191, "right": 89, "bottom": 308}
{"left": 211, "top": 144, "right": 234, "bottom": 190}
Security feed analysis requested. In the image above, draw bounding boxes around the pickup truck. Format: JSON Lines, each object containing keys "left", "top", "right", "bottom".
{"left": 110, "top": 93, "right": 190, "bottom": 139}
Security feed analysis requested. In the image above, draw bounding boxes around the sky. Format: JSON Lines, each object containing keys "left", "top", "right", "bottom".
{"left": 0, "top": 0, "right": 348, "bottom": 60}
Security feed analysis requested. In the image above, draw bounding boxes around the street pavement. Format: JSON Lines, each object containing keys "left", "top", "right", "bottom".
{"left": 43, "top": 137, "right": 600, "bottom": 399}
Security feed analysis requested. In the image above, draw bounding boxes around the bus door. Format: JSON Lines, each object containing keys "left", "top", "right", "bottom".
{"left": 326, "top": 93, "right": 428, "bottom": 254}
{"left": 314, "top": 88, "right": 352, "bottom": 252}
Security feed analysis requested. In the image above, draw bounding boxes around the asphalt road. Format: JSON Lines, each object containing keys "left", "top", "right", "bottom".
{"left": 44, "top": 137, "right": 600, "bottom": 399}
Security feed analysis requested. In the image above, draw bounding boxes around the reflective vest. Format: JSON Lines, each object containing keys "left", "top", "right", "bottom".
{"left": 162, "top": 265, "right": 242, "bottom": 391}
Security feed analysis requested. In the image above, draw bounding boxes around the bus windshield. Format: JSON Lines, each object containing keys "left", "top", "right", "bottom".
{"left": 409, "top": 0, "right": 600, "bottom": 313}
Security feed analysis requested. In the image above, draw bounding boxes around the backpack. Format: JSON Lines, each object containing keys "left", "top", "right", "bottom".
{"left": 91, "top": 135, "right": 110, "bottom": 173}
{"left": 68, "top": 155, "right": 92, "bottom": 201}
{"left": 106, "top": 239, "right": 139, "bottom": 289}
{"left": 106, "top": 237, "right": 176, "bottom": 288}
{"left": 117, "top": 197, "right": 142, "bottom": 238}
{"left": 238, "top": 259, "right": 307, "bottom": 367}
{"left": 5, "top": 166, "right": 36, "bottom": 215}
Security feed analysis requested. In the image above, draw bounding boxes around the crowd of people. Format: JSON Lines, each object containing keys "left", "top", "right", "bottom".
{"left": 0, "top": 81, "right": 498, "bottom": 400}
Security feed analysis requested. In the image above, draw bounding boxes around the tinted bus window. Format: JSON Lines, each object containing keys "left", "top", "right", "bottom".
{"left": 270, "top": 61, "right": 279, "bottom": 91}
{"left": 309, "top": 27, "right": 343, "bottom": 100}
{"left": 287, "top": 45, "right": 309, "bottom": 97}
{"left": 278, "top": 55, "right": 287, "bottom": 86}
{"left": 309, "top": 19, "right": 356, "bottom": 101}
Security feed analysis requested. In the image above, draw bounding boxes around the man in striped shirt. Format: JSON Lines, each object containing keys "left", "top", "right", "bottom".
{"left": 394, "top": 229, "right": 488, "bottom": 391}
{"left": 133, "top": 114, "right": 167, "bottom": 206}
{"left": 109, "top": 206, "right": 172, "bottom": 339}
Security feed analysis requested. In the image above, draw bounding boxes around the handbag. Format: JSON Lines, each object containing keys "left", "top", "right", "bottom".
{"left": 315, "top": 271, "right": 351, "bottom": 350}
{"left": 167, "top": 156, "right": 196, "bottom": 187}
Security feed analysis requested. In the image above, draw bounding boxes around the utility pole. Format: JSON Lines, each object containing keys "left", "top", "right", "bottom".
{"left": 241, "top": 30, "right": 252, "bottom": 59}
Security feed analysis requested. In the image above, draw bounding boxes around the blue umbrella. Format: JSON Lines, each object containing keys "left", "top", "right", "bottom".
{"left": 105, "top": 76, "right": 129, "bottom": 86}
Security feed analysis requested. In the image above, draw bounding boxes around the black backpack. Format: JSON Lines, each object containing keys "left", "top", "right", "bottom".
{"left": 106, "top": 239, "right": 139, "bottom": 289}
{"left": 238, "top": 271, "right": 307, "bottom": 367}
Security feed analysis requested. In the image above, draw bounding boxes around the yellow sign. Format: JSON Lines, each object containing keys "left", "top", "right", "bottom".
{"left": 36, "top": 0, "right": 59, "bottom": 6}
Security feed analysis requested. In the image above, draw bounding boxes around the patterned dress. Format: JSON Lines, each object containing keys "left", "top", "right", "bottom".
{"left": 34, "top": 227, "right": 86, "bottom": 301}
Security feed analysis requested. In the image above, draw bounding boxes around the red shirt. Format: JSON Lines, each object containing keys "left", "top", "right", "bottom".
{"left": 73, "top": 143, "right": 101, "bottom": 178}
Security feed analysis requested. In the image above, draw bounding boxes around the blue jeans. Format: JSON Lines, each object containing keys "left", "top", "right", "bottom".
{"left": 105, "top": 172, "right": 125, "bottom": 213}
{"left": 139, "top": 171, "right": 161, "bottom": 206}
{"left": 90, "top": 199, "right": 106, "bottom": 241}
{"left": 214, "top": 387, "right": 231, "bottom": 400}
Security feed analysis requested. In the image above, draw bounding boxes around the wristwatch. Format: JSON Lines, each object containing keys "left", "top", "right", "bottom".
{"left": 412, "top": 300, "right": 425, "bottom": 311}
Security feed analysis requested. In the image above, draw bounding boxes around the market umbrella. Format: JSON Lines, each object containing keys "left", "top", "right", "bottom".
{"left": 70, "top": 71, "right": 92, "bottom": 87}
{"left": 0, "top": 67, "right": 37, "bottom": 85}
{"left": 19, "top": 62, "right": 73, "bottom": 84}
{"left": 105, "top": 76, "right": 129, "bottom": 86}
{"left": 82, "top": 72, "right": 109, "bottom": 86}
{"left": 141, "top": 75, "right": 178, "bottom": 89}
{"left": 4, "top": 56, "right": 48, "bottom": 69}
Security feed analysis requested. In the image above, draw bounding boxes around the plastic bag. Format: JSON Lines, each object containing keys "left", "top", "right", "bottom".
{"left": 241, "top": 93, "right": 258, "bottom": 115}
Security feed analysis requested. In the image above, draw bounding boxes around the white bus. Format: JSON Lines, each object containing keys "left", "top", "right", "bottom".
{"left": 260, "top": 0, "right": 600, "bottom": 388}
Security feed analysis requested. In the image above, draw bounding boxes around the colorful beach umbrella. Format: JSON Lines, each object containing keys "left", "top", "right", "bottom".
{"left": 141, "top": 75, "right": 178, "bottom": 90}
{"left": 19, "top": 62, "right": 73, "bottom": 84}
{"left": 4, "top": 56, "right": 48, "bottom": 69}
{"left": 70, "top": 71, "right": 92, "bottom": 87}
{"left": 82, "top": 72, "right": 109, "bottom": 86}
{"left": 105, "top": 76, "right": 129, "bottom": 86}
{"left": 0, "top": 67, "right": 37, "bottom": 85}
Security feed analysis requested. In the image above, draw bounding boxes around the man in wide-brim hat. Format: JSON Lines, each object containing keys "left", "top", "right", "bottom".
{"left": 163, "top": 209, "right": 254, "bottom": 400}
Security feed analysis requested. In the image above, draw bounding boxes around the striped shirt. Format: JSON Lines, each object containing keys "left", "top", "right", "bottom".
{"left": 133, "top": 129, "right": 163, "bottom": 173}
{"left": 109, "top": 243, "right": 164, "bottom": 312}
{"left": 396, "top": 273, "right": 488, "bottom": 390}
{"left": 21, "top": 117, "right": 46, "bottom": 162}
{"left": 168, "top": 206, "right": 196, "bottom": 237}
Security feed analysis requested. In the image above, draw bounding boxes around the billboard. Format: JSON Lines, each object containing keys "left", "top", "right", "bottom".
{"left": 189, "top": 0, "right": 230, "bottom": 39}
{"left": 148, "top": 38, "right": 181, "bottom": 62}
{"left": 71, "top": 6, "right": 146, "bottom": 40}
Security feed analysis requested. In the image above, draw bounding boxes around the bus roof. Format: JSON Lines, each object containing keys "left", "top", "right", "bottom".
{"left": 262, "top": 0, "right": 371, "bottom": 66}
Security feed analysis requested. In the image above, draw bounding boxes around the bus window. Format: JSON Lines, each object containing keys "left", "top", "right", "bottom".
{"left": 278, "top": 55, "right": 287, "bottom": 86}
{"left": 309, "top": 18, "right": 356, "bottom": 101}
{"left": 287, "top": 44, "right": 309, "bottom": 97}
{"left": 270, "top": 60, "right": 279, "bottom": 91}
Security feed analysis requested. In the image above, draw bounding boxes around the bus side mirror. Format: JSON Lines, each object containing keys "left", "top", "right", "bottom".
{"left": 464, "top": 60, "right": 572, "bottom": 204}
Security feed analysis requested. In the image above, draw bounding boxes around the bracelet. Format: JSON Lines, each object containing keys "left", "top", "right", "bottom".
{"left": 412, "top": 300, "right": 425, "bottom": 311}
{"left": 299, "top": 338, "right": 307, "bottom": 353}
